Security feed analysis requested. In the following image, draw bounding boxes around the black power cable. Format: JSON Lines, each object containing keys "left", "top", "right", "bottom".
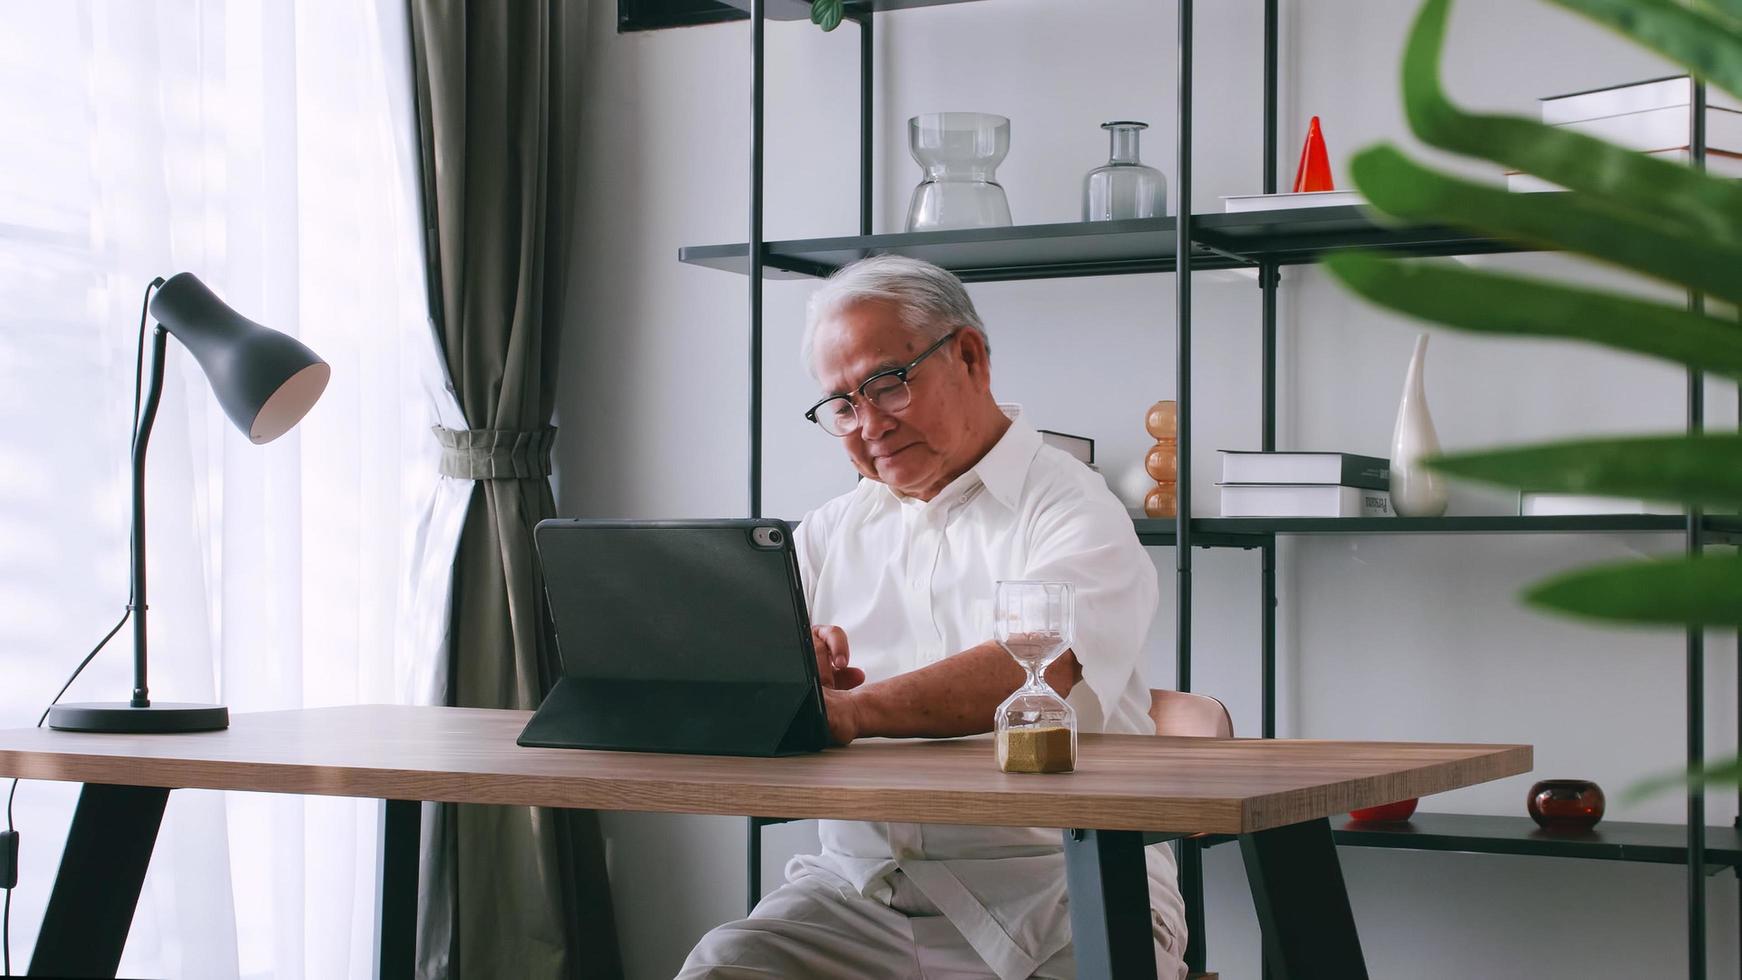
{"left": 3, "top": 277, "right": 162, "bottom": 977}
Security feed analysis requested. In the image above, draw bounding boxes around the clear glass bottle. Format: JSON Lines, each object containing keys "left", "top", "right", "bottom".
{"left": 1083, "top": 121, "right": 1167, "bottom": 221}
{"left": 905, "top": 113, "right": 1014, "bottom": 232}
{"left": 993, "top": 581, "right": 1078, "bottom": 774}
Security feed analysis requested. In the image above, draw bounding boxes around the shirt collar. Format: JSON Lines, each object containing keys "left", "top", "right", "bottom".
{"left": 870, "top": 417, "right": 1041, "bottom": 513}
{"left": 970, "top": 417, "right": 1041, "bottom": 510}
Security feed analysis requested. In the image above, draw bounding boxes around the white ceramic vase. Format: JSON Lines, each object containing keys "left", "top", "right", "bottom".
{"left": 1389, "top": 334, "right": 1449, "bottom": 517}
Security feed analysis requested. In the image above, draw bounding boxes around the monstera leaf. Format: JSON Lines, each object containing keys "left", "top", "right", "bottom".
{"left": 1323, "top": 0, "right": 1742, "bottom": 793}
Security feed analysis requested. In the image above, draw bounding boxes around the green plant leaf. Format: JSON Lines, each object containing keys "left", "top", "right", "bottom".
{"left": 1322, "top": 251, "right": 1742, "bottom": 380}
{"left": 1549, "top": 0, "right": 1742, "bottom": 100}
{"left": 1695, "top": 0, "right": 1742, "bottom": 27}
{"left": 1401, "top": 0, "right": 1742, "bottom": 241}
{"left": 1349, "top": 144, "right": 1742, "bottom": 307}
{"left": 1525, "top": 553, "right": 1742, "bottom": 626}
{"left": 810, "top": 0, "right": 844, "bottom": 31}
{"left": 1428, "top": 433, "right": 1742, "bottom": 506}
{"left": 1626, "top": 754, "right": 1742, "bottom": 803}
{"left": 1324, "top": 1, "right": 1742, "bottom": 809}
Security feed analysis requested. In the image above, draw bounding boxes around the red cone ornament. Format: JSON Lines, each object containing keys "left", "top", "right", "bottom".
{"left": 1292, "top": 116, "right": 1335, "bottom": 192}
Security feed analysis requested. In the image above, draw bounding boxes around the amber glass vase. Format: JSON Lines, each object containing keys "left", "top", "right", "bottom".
{"left": 1527, "top": 779, "right": 1605, "bottom": 830}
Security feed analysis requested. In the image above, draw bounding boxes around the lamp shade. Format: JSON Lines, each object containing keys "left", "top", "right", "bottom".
{"left": 149, "top": 272, "right": 330, "bottom": 443}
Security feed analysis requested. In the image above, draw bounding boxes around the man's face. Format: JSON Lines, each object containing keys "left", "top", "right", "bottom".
{"left": 810, "top": 299, "right": 987, "bottom": 500}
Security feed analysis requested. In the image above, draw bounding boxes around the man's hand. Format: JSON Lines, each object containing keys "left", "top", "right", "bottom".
{"left": 811, "top": 625, "right": 865, "bottom": 690}
{"left": 821, "top": 687, "right": 862, "bottom": 746}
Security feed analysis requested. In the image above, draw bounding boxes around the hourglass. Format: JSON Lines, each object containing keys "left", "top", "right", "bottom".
{"left": 993, "top": 580, "right": 1077, "bottom": 773}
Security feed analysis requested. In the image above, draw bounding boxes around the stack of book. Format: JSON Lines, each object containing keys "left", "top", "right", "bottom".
{"left": 1038, "top": 429, "right": 1094, "bottom": 466}
{"left": 1519, "top": 493, "right": 1678, "bottom": 517}
{"left": 1510, "top": 76, "right": 1742, "bottom": 192}
{"left": 1000, "top": 405, "right": 1098, "bottom": 472}
{"left": 1218, "top": 451, "right": 1393, "bottom": 518}
{"left": 1222, "top": 189, "right": 1365, "bottom": 212}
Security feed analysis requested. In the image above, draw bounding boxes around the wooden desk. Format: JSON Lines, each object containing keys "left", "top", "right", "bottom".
{"left": 0, "top": 705, "right": 1530, "bottom": 979}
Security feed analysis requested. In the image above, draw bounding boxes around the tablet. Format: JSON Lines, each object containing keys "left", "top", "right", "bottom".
{"left": 518, "top": 518, "right": 830, "bottom": 756}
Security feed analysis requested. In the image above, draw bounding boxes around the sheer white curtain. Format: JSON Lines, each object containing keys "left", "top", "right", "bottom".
{"left": 0, "top": 2, "right": 464, "bottom": 977}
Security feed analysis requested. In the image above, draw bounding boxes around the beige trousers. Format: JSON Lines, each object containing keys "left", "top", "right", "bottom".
{"left": 679, "top": 869, "right": 1187, "bottom": 980}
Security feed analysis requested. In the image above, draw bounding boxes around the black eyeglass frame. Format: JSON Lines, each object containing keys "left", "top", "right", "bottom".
{"left": 803, "top": 328, "right": 963, "bottom": 436}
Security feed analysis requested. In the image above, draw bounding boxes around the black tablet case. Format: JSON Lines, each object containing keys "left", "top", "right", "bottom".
{"left": 518, "top": 519, "right": 829, "bottom": 756}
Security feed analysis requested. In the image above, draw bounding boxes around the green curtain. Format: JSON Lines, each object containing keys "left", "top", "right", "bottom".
{"left": 407, "top": 1, "right": 620, "bottom": 977}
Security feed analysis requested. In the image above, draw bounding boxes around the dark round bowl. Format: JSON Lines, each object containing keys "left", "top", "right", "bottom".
{"left": 1528, "top": 779, "right": 1605, "bottom": 830}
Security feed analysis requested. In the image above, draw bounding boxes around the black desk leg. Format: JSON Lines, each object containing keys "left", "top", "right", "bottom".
{"left": 1179, "top": 837, "right": 1207, "bottom": 972}
{"left": 375, "top": 799, "right": 419, "bottom": 980}
{"left": 1239, "top": 817, "right": 1369, "bottom": 980}
{"left": 1063, "top": 829, "right": 1156, "bottom": 979}
{"left": 29, "top": 783, "right": 169, "bottom": 978}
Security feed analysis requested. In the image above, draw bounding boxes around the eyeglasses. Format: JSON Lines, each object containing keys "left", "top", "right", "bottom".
{"left": 804, "top": 329, "right": 961, "bottom": 437}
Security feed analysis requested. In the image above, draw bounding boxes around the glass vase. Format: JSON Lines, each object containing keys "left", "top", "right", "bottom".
{"left": 905, "top": 113, "right": 1013, "bottom": 232}
{"left": 1083, "top": 121, "right": 1167, "bottom": 221}
{"left": 1527, "top": 779, "right": 1605, "bottom": 831}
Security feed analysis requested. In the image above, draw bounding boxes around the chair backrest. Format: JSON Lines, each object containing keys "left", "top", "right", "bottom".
{"left": 1148, "top": 689, "right": 1235, "bottom": 739}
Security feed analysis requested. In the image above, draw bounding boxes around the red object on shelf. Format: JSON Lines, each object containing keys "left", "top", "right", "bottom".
{"left": 1528, "top": 779, "right": 1605, "bottom": 830}
{"left": 1292, "top": 116, "right": 1335, "bottom": 192}
{"left": 1349, "top": 797, "right": 1419, "bottom": 823}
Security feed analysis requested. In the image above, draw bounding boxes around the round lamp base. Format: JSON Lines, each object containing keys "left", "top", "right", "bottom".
{"left": 48, "top": 702, "right": 230, "bottom": 734}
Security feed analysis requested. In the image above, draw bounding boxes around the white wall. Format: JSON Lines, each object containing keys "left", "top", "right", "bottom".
{"left": 557, "top": 1, "right": 1741, "bottom": 977}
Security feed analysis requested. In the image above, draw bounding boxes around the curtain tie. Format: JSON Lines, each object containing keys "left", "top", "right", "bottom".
{"left": 433, "top": 426, "right": 556, "bottom": 479}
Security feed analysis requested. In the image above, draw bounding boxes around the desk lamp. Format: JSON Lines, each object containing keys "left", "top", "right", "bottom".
{"left": 48, "top": 273, "right": 330, "bottom": 733}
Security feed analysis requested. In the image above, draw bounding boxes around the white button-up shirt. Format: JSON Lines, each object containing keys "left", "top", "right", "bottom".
{"left": 790, "top": 418, "right": 1185, "bottom": 980}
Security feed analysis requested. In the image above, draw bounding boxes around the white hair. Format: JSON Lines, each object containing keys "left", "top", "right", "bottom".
{"left": 801, "top": 255, "right": 987, "bottom": 375}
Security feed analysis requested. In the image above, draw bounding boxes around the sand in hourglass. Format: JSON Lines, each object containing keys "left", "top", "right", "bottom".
{"left": 997, "top": 726, "right": 1076, "bottom": 773}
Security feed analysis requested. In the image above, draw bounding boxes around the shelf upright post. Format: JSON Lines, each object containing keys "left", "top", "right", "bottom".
{"left": 859, "top": 12, "right": 874, "bottom": 236}
{"left": 1260, "top": 530, "right": 1276, "bottom": 741}
{"left": 1687, "top": 76, "right": 1708, "bottom": 980}
{"left": 748, "top": 0, "right": 766, "bottom": 519}
{"left": 1175, "top": 2, "right": 1209, "bottom": 976}
{"left": 1259, "top": 0, "right": 1279, "bottom": 743}
{"left": 1255, "top": 12, "right": 1281, "bottom": 978}
{"left": 1175, "top": 0, "right": 1194, "bottom": 696}
{"left": 1261, "top": 0, "right": 1278, "bottom": 197}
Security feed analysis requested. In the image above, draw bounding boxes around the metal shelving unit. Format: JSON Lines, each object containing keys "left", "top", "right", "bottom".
{"left": 1200, "top": 815, "right": 1742, "bottom": 868}
{"left": 1130, "top": 515, "right": 1742, "bottom": 548}
{"left": 678, "top": 208, "right": 1513, "bottom": 280}
{"left": 620, "top": 0, "right": 987, "bottom": 31}
{"left": 636, "top": 0, "right": 1733, "bottom": 974}
{"left": 1331, "top": 816, "right": 1742, "bottom": 869}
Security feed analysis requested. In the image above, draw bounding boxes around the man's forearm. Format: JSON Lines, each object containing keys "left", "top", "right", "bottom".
{"left": 847, "top": 642, "right": 1081, "bottom": 739}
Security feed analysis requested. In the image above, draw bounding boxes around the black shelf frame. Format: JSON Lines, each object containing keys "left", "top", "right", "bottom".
{"left": 619, "top": 0, "right": 988, "bottom": 32}
{"left": 1199, "top": 813, "right": 1742, "bottom": 870}
{"left": 677, "top": 209, "right": 1518, "bottom": 282}
{"left": 1133, "top": 514, "right": 1742, "bottom": 549}
{"left": 650, "top": 0, "right": 1733, "bottom": 974}
{"left": 1331, "top": 814, "right": 1742, "bottom": 870}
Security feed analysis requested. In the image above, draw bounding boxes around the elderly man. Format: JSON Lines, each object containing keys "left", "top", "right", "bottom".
{"left": 680, "top": 255, "right": 1187, "bottom": 979}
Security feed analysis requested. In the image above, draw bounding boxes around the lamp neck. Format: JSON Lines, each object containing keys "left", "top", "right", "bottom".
{"left": 130, "top": 325, "right": 168, "bottom": 708}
